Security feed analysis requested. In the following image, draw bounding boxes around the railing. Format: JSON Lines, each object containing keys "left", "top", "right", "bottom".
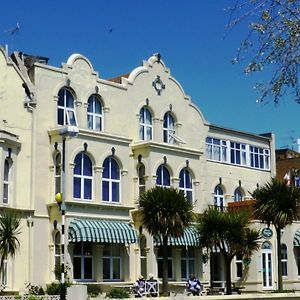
{"left": 208, "top": 199, "right": 256, "bottom": 215}
{"left": 0, "top": 296, "right": 60, "bottom": 300}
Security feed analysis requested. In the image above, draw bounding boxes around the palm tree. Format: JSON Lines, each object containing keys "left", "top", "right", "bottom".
{"left": 251, "top": 178, "right": 300, "bottom": 290}
{"left": 139, "top": 187, "right": 193, "bottom": 295}
{"left": 0, "top": 211, "right": 21, "bottom": 282}
{"left": 196, "top": 208, "right": 260, "bottom": 295}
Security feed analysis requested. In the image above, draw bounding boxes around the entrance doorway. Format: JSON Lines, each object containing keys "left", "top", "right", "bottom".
{"left": 262, "top": 241, "right": 273, "bottom": 289}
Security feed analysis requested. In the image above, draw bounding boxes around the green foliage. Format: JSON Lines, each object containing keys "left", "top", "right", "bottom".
{"left": 105, "top": 288, "right": 129, "bottom": 298}
{"left": 139, "top": 186, "right": 193, "bottom": 294}
{"left": 87, "top": 284, "right": 102, "bottom": 297}
{"left": 0, "top": 211, "right": 21, "bottom": 276}
{"left": 196, "top": 208, "right": 260, "bottom": 294}
{"left": 26, "top": 283, "right": 45, "bottom": 295}
{"left": 54, "top": 263, "right": 71, "bottom": 284}
{"left": 27, "top": 295, "right": 41, "bottom": 300}
{"left": 46, "top": 282, "right": 60, "bottom": 295}
{"left": 139, "top": 187, "right": 193, "bottom": 237}
{"left": 228, "top": 0, "right": 300, "bottom": 104}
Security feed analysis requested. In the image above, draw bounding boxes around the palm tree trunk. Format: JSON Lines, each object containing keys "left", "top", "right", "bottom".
{"left": 276, "top": 227, "right": 283, "bottom": 290}
{"left": 162, "top": 235, "right": 169, "bottom": 296}
{"left": 225, "top": 255, "right": 232, "bottom": 295}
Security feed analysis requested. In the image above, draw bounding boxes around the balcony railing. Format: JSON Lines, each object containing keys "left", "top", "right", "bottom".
{"left": 208, "top": 199, "right": 256, "bottom": 215}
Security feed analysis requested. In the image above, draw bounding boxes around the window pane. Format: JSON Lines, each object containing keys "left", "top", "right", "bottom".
{"left": 156, "top": 166, "right": 162, "bottom": 185}
{"left": 58, "top": 108, "right": 64, "bottom": 125}
{"left": 102, "top": 158, "right": 109, "bottom": 178}
{"left": 84, "top": 257, "right": 93, "bottom": 279}
{"left": 67, "top": 110, "right": 77, "bottom": 126}
{"left": 112, "top": 182, "right": 119, "bottom": 202}
{"left": 66, "top": 90, "right": 74, "bottom": 108}
{"left": 74, "top": 178, "right": 81, "bottom": 198}
{"left": 74, "top": 154, "right": 82, "bottom": 175}
{"left": 102, "top": 181, "right": 109, "bottom": 201}
{"left": 83, "top": 155, "right": 92, "bottom": 176}
{"left": 84, "top": 179, "right": 92, "bottom": 199}
{"left": 73, "top": 257, "right": 81, "bottom": 279}
{"left": 103, "top": 258, "right": 110, "bottom": 280}
{"left": 110, "top": 159, "right": 119, "bottom": 179}
{"left": 113, "top": 259, "right": 120, "bottom": 279}
{"left": 87, "top": 115, "right": 93, "bottom": 129}
{"left": 73, "top": 243, "right": 81, "bottom": 255}
{"left": 95, "top": 117, "right": 101, "bottom": 131}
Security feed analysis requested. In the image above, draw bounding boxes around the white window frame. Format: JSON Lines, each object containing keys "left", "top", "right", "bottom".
{"left": 250, "top": 146, "right": 270, "bottom": 170}
{"left": 73, "top": 243, "right": 93, "bottom": 281}
{"left": 156, "top": 165, "right": 170, "bottom": 188}
{"left": 281, "top": 244, "right": 288, "bottom": 277}
{"left": 139, "top": 107, "right": 152, "bottom": 140}
{"left": 57, "top": 88, "right": 78, "bottom": 126}
{"left": 181, "top": 247, "right": 195, "bottom": 280}
{"left": 236, "top": 254, "right": 243, "bottom": 279}
{"left": 3, "top": 158, "right": 10, "bottom": 205}
{"left": 103, "top": 244, "right": 121, "bottom": 281}
{"left": 54, "top": 231, "right": 61, "bottom": 280}
{"left": 179, "top": 168, "right": 193, "bottom": 203}
{"left": 54, "top": 153, "right": 62, "bottom": 196}
{"left": 214, "top": 185, "right": 224, "bottom": 209}
{"left": 234, "top": 188, "right": 243, "bottom": 202}
{"left": 87, "top": 95, "right": 103, "bottom": 131}
{"left": 230, "top": 142, "right": 247, "bottom": 166}
{"left": 102, "top": 157, "right": 120, "bottom": 203}
{"left": 206, "top": 137, "right": 227, "bottom": 162}
{"left": 138, "top": 164, "right": 146, "bottom": 196}
{"left": 163, "top": 112, "right": 175, "bottom": 144}
{"left": 74, "top": 153, "right": 93, "bottom": 201}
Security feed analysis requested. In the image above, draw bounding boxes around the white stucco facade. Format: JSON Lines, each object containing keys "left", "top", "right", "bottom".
{"left": 0, "top": 47, "right": 299, "bottom": 294}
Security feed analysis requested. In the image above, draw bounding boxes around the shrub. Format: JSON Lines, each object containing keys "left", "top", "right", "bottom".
{"left": 46, "top": 282, "right": 60, "bottom": 295}
{"left": 27, "top": 283, "right": 45, "bottom": 295}
{"left": 28, "top": 295, "right": 41, "bottom": 300}
{"left": 87, "top": 284, "right": 102, "bottom": 297}
{"left": 106, "top": 288, "right": 129, "bottom": 298}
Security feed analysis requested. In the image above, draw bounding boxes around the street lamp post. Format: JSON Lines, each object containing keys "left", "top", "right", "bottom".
{"left": 55, "top": 125, "right": 78, "bottom": 300}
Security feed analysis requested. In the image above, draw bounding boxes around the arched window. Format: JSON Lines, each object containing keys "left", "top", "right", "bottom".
{"left": 179, "top": 168, "right": 193, "bottom": 203}
{"left": 281, "top": 244, "right": 288, "bottom": 276}
{"left": 214, "top": 185, "right": 224, "bottom": 210}
{"left": 54, "top": 232, "right": 61, "bottom": 280}
{"left": 138, "top": 164, "right": 145, "bottom": 196}
{"left": 73, "top": 152, "right": 93, "bottom": 200}
{"left": 54, "top": 153, "right": 61, "bottom": 196}
{"left": 262, "top": 241, "right": 273, "bottom": 288}
{"left": 87, "top": 95, "right": 103, "bottom": 131}
{"left": 57, "top": 88, "right": 77, "bottom": 126}
{"left": 163, "top": 112, "right": 175, "bottom": 144}
{"left": 102, "top": 157, "right": 120, "bottom": 203}
{"left": 3, "top": 159, "right": 10, "bottom": 204}
{"left": 139, "top": 107, "right": 152, "bottom": 140}
{"left": 156, "top": 165, "right": 170, "bottom": 188}
{"left": 140, "top": 235, "right": 147, "bottom": 278}
{"left": 234, "top": 188, "right": 243, "bottom": 202}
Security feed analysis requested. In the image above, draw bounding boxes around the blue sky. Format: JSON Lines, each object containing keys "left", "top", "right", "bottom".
{"left": 1, "top": 0, "right": 299, "bottom": 150}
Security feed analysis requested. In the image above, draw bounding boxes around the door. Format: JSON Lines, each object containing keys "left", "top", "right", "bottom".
{"left": 262, "top": 241, "right": 273, "bottom": 289}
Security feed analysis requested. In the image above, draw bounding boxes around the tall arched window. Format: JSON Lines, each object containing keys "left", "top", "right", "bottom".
{"left": 57, "top": 88, "right": 77, "bottom": 126}
{"left": 54, "top": 231, "right": 61, "bottom": 280}
{"left": 163, "top": 112, "right": 175, "bottom": 144}
{"left": 73, "top": 152, "right": 93, "bottom": 200}
{"left": 179, "top": 168, "right": 193, "bottom": 203}
{"left": 87, "top": 95, "right": 103, "bottom": 131}
{"left": 156, "top": 165, "right": 170, "bottom": 188}
{"left": 234, "top": 188, "right": 243, "bottom": 202}
{"left": 214, "top": 185, "right": 224, "bottom": 210}
{"left": 140, "top": 235, "right": 147, "bottom": 278}
{"left": 138, "top": 164, "right": 145, "bottom": 196}
{"left": 281, "top": 244, "right": 288, "bottom": 276}
{"left": 102, "top": 157, "right": 120, "bottom": 203}
{"left": 54, "top": 153, "right": 62, "bottom": 196}
{"left": 139, "top": 107, "right": 152, "bottom": 140}
{"left": 3, "top": 159, "right": 10, "bottom": 204}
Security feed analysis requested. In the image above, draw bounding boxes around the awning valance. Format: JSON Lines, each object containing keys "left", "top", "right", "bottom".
{"left": 68, "top": 219, "right": 137, "bottom": 244}
{"left": 294, "top": 228, "right": 300, "bottom": 247}
{"left": 154, "top": 226, "right": 200, "bottom": 246}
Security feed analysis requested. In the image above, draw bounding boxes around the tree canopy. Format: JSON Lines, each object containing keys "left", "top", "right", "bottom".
{"left": 139, "top": 187, "right": 193, "bottom": 295}
{"left": 228, "top": 0, "right": 300, "bottom": 104}
{"left": 251, "top": 178, "right": 300, "bottom": 290}
{"left": 196, "top": 208, "right": 260, "bottom": 295}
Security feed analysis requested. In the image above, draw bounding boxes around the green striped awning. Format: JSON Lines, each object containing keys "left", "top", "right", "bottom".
{"left": 154, "top": 226, "right": 200, "bottom": 246}
{"left": 68, "top": 219, "right": 137, "bottom": 244}
{"left": 294, "top": 228, "right": 300, "bottom": 247}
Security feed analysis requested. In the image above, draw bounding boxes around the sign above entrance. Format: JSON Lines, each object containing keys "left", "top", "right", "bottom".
{"left": 262, "top": 227, "right": 273, "bottom": 239}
